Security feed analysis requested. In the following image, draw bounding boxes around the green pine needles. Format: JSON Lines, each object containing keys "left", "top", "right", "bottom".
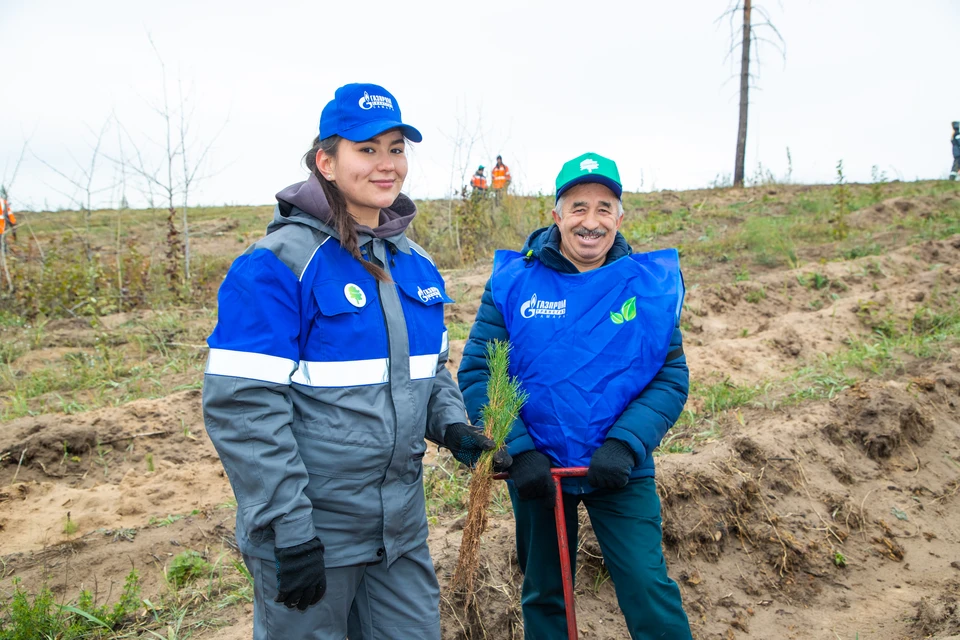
{"left": 452, "top": 339, "right": 527, "bottom": 605}
{"left": 478, "top": 339, "right": 528, "bottom": 455}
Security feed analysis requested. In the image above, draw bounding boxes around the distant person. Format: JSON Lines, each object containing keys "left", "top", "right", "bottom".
{"left": 459, "top": 152, "right": 692, "bottom": 639}
{"left": 951, "top": 121, "right": 960, "bottom": 181}
{"left": 471, "top": 165, "right": 488, "bottom": 191}
{"left": 202, "top": 82, "right": 505, "bottom": 640}
{"left": 492, "top": 154, "right": 511, "bottom": 203}
{"left": 0, "top": 187, "right": 16, "bottom": 242}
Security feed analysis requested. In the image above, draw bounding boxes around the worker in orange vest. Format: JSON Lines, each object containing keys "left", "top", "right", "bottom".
{"left": 491, "top": 155, "right": 511, "bottom": 204}
{"left": 492, "top": 155, "right": 511, "bottom": 190}
{"left": 471, "top": 165, "right": 488, "bottom": 191}
{"left": 0, "top": 187, "right": 16, "bottom": 242}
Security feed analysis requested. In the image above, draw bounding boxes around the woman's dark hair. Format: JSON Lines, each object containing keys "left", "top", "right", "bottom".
{"left": 305, "top": 135, "right": 390, "bottom": 282}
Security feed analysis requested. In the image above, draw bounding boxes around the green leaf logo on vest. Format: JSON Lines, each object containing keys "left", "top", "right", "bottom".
{"left": 610, "top": 296, "right": 637, "bottom": 325}
{"left": 344, "top": 283, "right": 366, "bottom": 308}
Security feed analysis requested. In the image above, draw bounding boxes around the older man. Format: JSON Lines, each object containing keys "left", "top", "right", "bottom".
{"left": 458, "top": 152, "right": 692, "bottom": 639}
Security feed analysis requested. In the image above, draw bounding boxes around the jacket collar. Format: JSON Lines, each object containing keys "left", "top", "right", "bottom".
{"left": 273, "top": 173, "right": 416, "bottom": 254}
{"left": 522, "top": 224, "right": 632, "bottom": 273}
{"left": 268, "top": 204, "right": 413, "bottom": 255}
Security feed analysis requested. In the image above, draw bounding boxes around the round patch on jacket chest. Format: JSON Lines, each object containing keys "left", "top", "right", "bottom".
{"left": 344, "top": 283, "right": 367, "bottom": 308}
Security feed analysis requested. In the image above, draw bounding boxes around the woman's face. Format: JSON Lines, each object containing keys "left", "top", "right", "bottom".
{"left": 318, "top": 130, "right": 408, "bottom": 222}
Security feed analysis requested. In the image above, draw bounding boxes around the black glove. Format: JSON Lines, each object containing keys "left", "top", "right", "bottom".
{"left": 587, "top": 439, "right": 637, "bottom": 490}
{"left": 507, "top": 450, "right": 555, "bottom": 502}
{"left": 443, "top": 422, "right": 512, "bottom": 471}
{"left": 275, "top": 537, "right": 326, "bottom": 610}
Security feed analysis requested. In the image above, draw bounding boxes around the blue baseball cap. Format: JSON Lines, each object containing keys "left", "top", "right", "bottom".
{"left": 319, "top": 83, "right": 422, "bottom": 143}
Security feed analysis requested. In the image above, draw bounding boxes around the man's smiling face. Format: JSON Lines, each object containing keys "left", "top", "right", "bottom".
{"left": 552, "top": 182, "right": 622, "bottom": 272}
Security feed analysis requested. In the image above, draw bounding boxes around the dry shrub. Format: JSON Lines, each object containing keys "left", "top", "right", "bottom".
{"left": 410, "top": 193, "right": 544, "bottom": 268}
{"left": 0, "top": 232, "right": 229, "bottom": 320}
{"left": 1, "top": 235, "right": 151, "bottom": 318}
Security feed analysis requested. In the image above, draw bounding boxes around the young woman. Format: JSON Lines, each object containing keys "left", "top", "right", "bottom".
{"left": 202, "top": 83, "right": 504, "bottom": 639}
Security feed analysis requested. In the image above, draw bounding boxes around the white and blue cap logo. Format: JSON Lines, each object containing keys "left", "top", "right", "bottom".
{"left": 320, "top": 83, "right": 423, "bottom": 143}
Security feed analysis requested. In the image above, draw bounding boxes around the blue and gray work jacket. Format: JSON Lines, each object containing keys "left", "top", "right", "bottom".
{"left": 202, "top": 178, "right": 466, "bottom": 567}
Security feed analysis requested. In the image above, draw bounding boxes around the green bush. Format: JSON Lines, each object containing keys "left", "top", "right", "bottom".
{"left": 167, "top": 551, "right": 212, "bottom": 590}
{"left": 0, "top": 580, "right": 61, "bottom": 640}
{"left": 0, "top": 570, "right": 140, "bottom": 639}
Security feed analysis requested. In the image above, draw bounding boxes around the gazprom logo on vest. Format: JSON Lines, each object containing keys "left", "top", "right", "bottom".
{"left": 520, "top": 293, "right": 566, "bottom": 319}
{"left": 358, "top": 91, "right": 394, "bottom": 110}
{"left": 418, "top": 285, "right": 442, "bottom": 303}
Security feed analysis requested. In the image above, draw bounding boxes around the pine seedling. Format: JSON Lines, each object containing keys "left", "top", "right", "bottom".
{"left": 832, "top": 160, "right": 850, "bottom": 240}
{"left": 452, "top": 340, "right": 527, "bottom": 604}
{"left": 63, "top": 511, "right": 77, "bottom": 536}
{"left": 478, "top": 339, "right": 527, "bottom": 455}
{"left": 870, "top": 165, "right": 888, "bottom": 204}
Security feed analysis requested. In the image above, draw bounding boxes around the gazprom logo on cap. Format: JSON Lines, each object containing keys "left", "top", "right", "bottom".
{"left": 580, "top": 158, "right": 600, "bottom": 173}
{"left": 358, "top": 91, "right": 394, "bottom": 111}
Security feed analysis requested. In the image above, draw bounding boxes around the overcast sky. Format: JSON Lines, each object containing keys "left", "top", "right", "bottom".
{"left": 2, "top": 0, "right": 958, "bottom": 211}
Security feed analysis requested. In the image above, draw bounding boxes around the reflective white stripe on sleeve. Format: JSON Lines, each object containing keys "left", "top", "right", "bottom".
{"left": 293, "top": 357, "right": 389, "bottom": 387}
{"left": 410, "top": 354, "right": 439, "bottom": 380}
{"left": 290, "top": 354, "right": 441, "bottom": 387}
{"left": 441, "top": 330, "right": 449, "bottom": 353}
{"left": 205, "top": 348, "right": 297, "bottom": 384}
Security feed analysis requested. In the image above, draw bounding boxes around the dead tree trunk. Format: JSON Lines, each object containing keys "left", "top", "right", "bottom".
{"left": 734, "top": 0, "right": 751, "bottom": 188}
{"left": 165, "top": 203, "right": 183, "bottom": 298}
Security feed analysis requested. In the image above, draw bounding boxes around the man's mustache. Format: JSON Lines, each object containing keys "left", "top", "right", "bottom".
{"left": 573, "top": 227, "right": 607, "bottom": 239}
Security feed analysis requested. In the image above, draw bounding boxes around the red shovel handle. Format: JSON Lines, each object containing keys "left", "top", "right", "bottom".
{"left": 491, "top": 466, "right": 588, "bottom": 481}
{"left": 494, "top": 466, "right": 587, "bottom": 640}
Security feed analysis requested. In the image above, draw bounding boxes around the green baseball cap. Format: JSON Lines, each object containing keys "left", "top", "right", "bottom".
{"left": 555, "top": 152, "right": 622, "bottom": 202}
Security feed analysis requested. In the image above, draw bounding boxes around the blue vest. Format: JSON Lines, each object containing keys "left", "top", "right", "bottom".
{"left": 490, "top": 249, "right": 684, "bottom": 468}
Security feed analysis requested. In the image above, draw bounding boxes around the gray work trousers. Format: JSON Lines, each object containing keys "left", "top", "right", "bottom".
{"left": 243, "top": 542, "right": 441, "bottom": 640}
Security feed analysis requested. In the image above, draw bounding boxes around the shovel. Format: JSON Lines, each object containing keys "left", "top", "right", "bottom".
{"left": 494, "top": 466, "right": 588, "bottom": 640}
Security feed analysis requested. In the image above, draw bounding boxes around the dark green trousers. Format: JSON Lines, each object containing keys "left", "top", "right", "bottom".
{"left": 509, "top": 477, "right": 692, "bottom": 640}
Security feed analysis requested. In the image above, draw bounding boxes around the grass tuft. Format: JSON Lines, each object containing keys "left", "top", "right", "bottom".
{"left": 167, "top": 551, "right": 212, "bottom": 591}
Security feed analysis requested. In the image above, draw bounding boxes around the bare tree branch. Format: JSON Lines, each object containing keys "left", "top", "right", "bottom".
{"left": 3, "top": 137, "right": 31, "bottom": 192}
{"left": 33, "top": 115, "right": 114, "bottom": 243}
{"left": 440, "top": 100, "right": 485, "bottom": 262}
